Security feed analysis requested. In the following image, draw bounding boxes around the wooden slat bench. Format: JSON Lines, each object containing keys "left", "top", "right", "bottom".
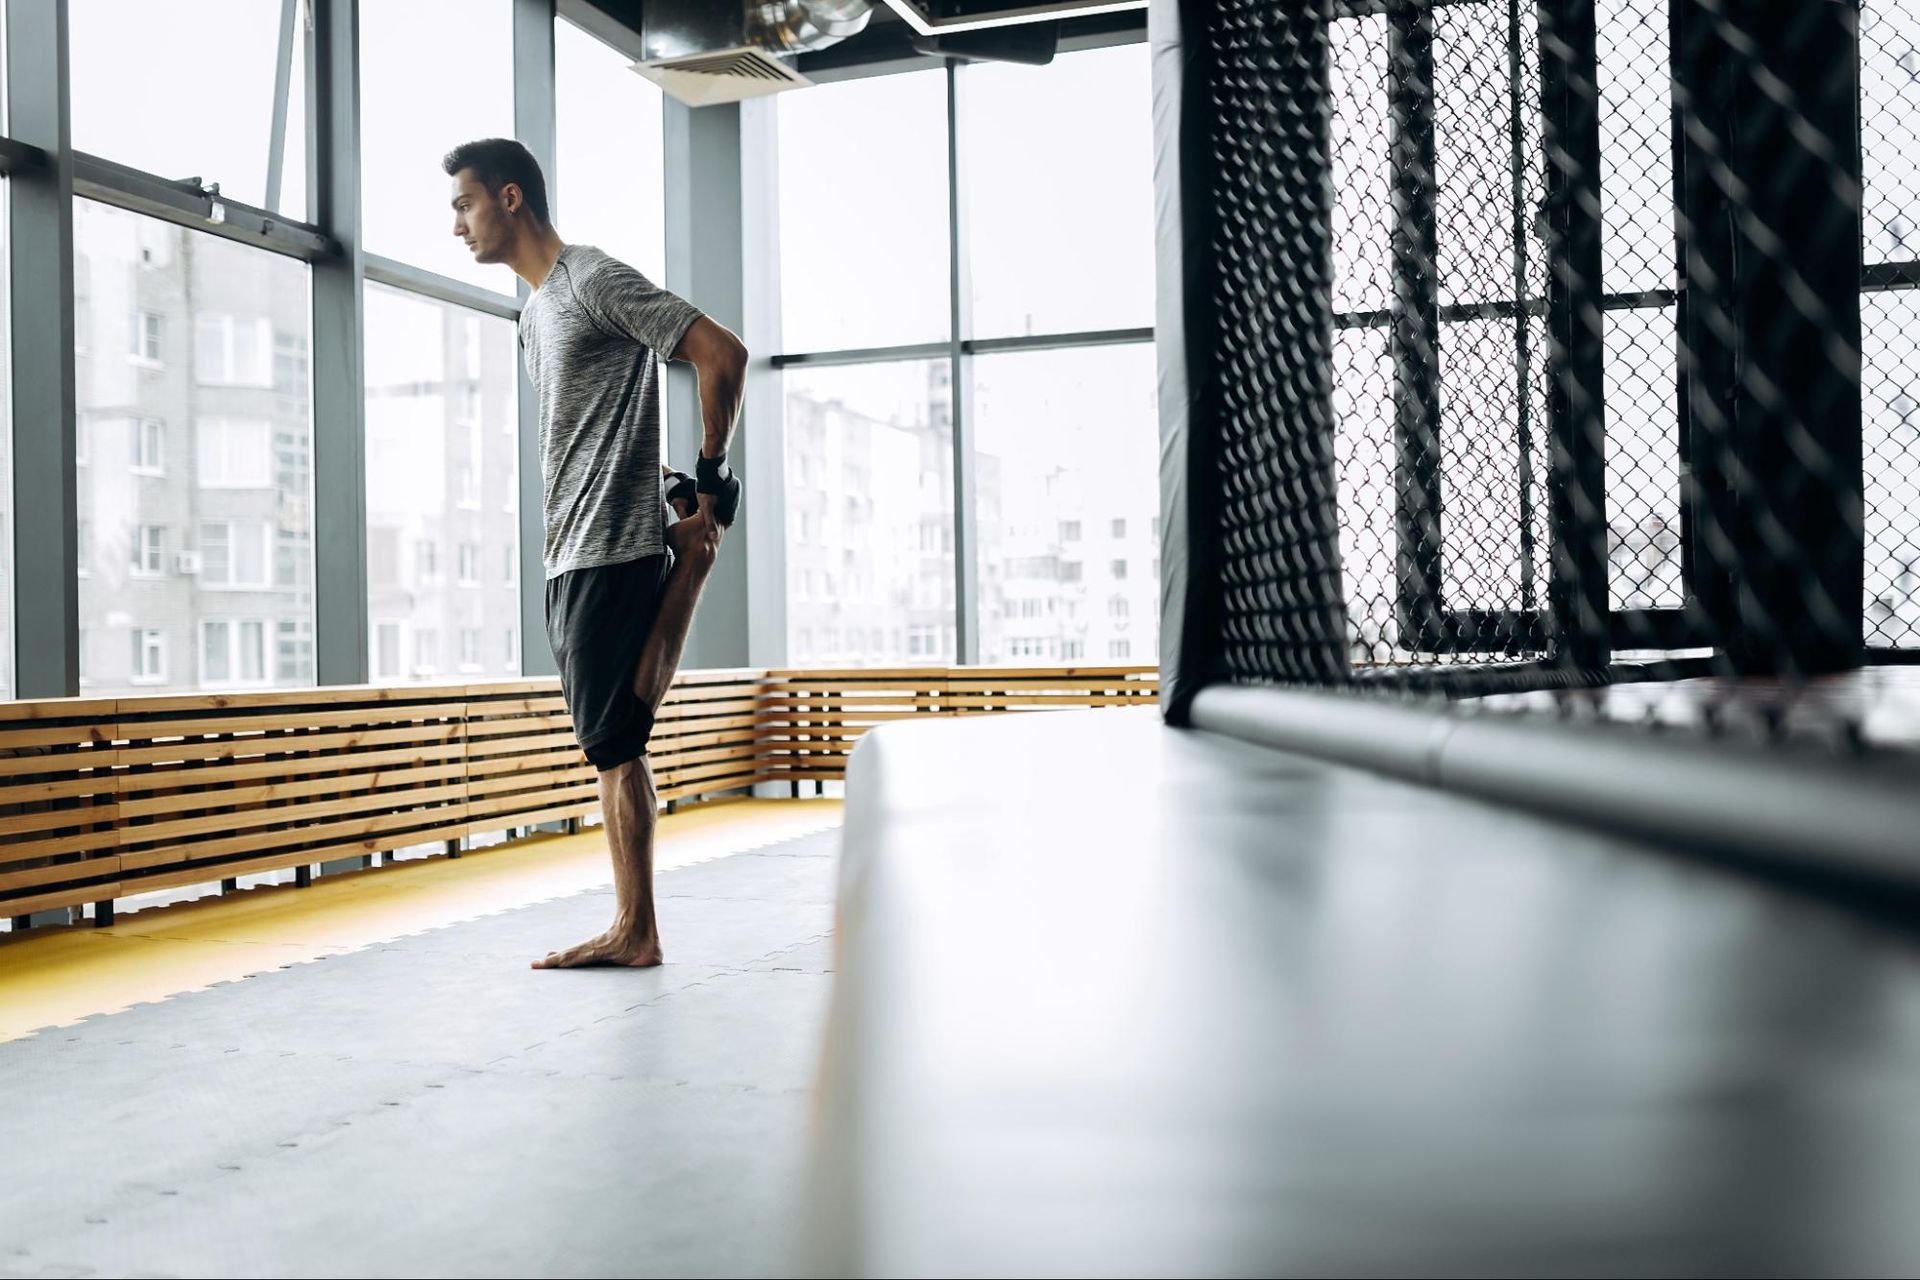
{"left": 0, "top": 666, "right": 1157, "bottom": 925}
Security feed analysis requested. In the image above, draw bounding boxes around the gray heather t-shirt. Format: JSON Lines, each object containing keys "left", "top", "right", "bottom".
{"left": 518, "top": 243, "right": 704, "bottom": 578}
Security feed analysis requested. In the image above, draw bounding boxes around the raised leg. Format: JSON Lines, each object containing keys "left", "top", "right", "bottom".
{"left": 631, "top": 513, "right": 724, "bottom": 715}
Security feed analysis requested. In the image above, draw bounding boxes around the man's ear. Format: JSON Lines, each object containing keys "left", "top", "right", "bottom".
{"left": 502, "top": 182, "right": 522, "bottom": 215}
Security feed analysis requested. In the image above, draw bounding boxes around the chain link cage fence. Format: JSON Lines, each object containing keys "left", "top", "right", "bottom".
{"left": 1181, "top": 0, "right": 1917, "bottom": 754}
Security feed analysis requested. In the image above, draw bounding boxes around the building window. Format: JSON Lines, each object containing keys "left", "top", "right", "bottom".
{"left": 197, "top": 419, "right": 272, "bottom": 488}
{"left": 457, "top": 542, "right": 481, "bottom": 586}
{"left": 274, "top": 332, "right": 309, "bottom": 394}
{"left": 1108, "top": 595, "right": 1129, "bottom": 620}
{"left": 130, "top": 524, "right": 165, "bottom": 577}
{"left": 505, "top": 628, "right": 518, "bottom": 671}
{"left": 369, "top": 527, "right": 400, "bottom": 587}
{"left": 275, "top": 426, "right": 309, "bottom": 495}
{"left": 200, "top": 521, "right": 273, "bottom": 589}
{"left": 130, "top": 417, "right": 165, "bottom": 474}
{"left": 129, "top": 310, "right": 163, "bottom": 365}
{"left": 374, "top": 622, "right": 403, "bottom": 681}
{"left": 130, "top": 628, "right": 167, "bottom": 684}
{"left": 275, "top": 530, "right": 309, "bottom": 590}
{"left": 1109, "top": 638, "right": 1131, "bottom": 660}
{"left": 194, "top": 315, "right": 274, "bottom": 386}
{"left": 414, "top": 628, "right": 439, "bottom": 675}
{"left": 1111, "top": 518, "right": 1127, "bottom": 538}
{"left": 503, "top": 544, "right": 517, "bottom": 586}
{"left": 1061, "top": 520, "right": 1082, "bottom": 542}
{"left": 459, "top": 628, "right": 481, "bottom": 670}
{"left": 201, "top": 619, "right": 268, "bottom": 686}
{"left": 276, "top": 619, "right": 314, "bottom": 684}
{"left": 1110, "top": 559, "right": 1128, "bottom": 580}
{"left": 416, "top": 539, "right": 439, "bottom": 584}
{"left": 1062, "top": 639, "right": 1084, "bottom": 660}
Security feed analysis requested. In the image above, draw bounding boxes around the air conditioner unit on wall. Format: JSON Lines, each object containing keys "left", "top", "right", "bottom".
{"left": 174, "top": 551, "right": 203, "bottom": 576}
{"left": 634, "top": 1, "right": 873, "bottom": 106}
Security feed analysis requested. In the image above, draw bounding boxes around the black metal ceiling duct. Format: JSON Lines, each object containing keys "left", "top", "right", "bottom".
{"left": 908, "top": 20, "right": 1060, "bottom": 65}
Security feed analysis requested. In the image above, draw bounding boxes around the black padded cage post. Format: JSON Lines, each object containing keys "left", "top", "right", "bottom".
{"left": 1157, "top": 0, "right": 1884, "bottom": 711}
{"left": 1671, "top": 0, "right": 1864, "bottom": 675}
{"left": 1154, "top": 0, "right": 1347, "bottom": 720}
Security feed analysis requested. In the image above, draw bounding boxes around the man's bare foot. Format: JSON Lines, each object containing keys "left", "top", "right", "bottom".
{"left": 531, "top": 931, "right": 665, "bottom": 969}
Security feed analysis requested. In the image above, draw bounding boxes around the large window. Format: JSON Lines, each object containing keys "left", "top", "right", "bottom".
{"left": 360, "top": 0, "right": 514, "bottom": 290}
{"left": 556, "top": 17, "right": 668, "bottom": 279}
{"left": 784, "top": 361, "right": 955, "bottom": 667}
{"left": 74, "top": 202, "right": 314, "bottom": 695}
{"left": 70, "top": 0, "right": 308, "bottom": 217}
{"left": 0, "top": 191, "right": 11, "bottom": 701}
{"left": 958, "top": 44, "right": 1153, "bottom": 339}
{"left": 1862, "top": 0, "right": 1920, "bottom": 647}
{"left": 776, "top": 69, "right": 951, "bottom": 353}
{"left": 970, "top": 345, "right": 1159, "bottom": 666}
{"left": 364, "top": 283, "right": 521, "bottom": 683}
{"left": 772, "top": 47, "right": 1157, "bottom": 669}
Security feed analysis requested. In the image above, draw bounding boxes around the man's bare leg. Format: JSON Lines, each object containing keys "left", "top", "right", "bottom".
{"left": 530, "top": 512, "right": 721, "bottom": 970}
{"left": 531, "top": 753, "right": 662, "bottom": 968}
{"left": 632, "top": 512, "right": 723, "bottom": 714}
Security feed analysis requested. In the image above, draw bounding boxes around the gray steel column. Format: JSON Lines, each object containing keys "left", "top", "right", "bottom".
{"left": 310, "top": 0, "right": 370, "bottom": 686}
{"left": 946, "top": 60, "right": 979, "bottom": 665}
{"left": 664, "top": 98, "right": 750, "bottom": 670}
{"left": 7, "top": 0, "right": 78, "bottom": 699}
{"left": 515, "top": 0, "right": 557, "bottom": 676}
{"left": 740, "top": 98, "right": 789, "bottom": 667}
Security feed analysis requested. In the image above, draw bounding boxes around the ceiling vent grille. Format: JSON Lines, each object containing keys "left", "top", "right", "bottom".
{"left": 636, "top": 2, "right": 869, "bottom": 105}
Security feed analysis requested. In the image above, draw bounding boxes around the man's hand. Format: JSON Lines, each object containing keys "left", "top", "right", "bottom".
{"left": 663, "top": 466, "right": 698, "bottom": 520}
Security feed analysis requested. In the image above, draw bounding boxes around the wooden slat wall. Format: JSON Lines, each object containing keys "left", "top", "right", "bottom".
{"left": 756, "top": 669, "right": 954, "bottom": 786}
{"left": 0, "top": 667, "right": 1157, "bottom": 920}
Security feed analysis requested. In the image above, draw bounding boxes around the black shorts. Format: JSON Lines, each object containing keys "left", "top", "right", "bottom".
{"left": 545, "top": 553, "right": 672, "bottom": 771}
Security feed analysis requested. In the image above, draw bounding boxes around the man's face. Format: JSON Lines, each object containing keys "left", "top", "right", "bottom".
{"left": 451, "top": 168, "right": 515, "bottom": 264}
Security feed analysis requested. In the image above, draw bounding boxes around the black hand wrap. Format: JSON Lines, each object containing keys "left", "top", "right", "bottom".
{"left": 695, "top": 452, "right": 742, "bottom": 528}
{"left": 664, "top": 469, "right": 697, "bottom": 512}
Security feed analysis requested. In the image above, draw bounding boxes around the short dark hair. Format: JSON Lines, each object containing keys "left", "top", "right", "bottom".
{"left": 442, "top": 138, "right": 550, "bottom": 225}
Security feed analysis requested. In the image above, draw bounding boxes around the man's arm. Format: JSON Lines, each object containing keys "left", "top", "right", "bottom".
{"left": 671, "top": 315, "right": 748, "bottom": 464}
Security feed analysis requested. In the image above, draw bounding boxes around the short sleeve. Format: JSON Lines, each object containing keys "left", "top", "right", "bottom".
{"left": 570, "top": 253, "right": 704, "bottom": 359}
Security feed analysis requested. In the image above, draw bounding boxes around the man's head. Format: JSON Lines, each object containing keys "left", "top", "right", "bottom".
{"left": 443, "top": 138, "right": 550, "bottom": 264}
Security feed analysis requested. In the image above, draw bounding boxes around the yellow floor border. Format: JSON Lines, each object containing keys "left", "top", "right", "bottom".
{"left": 0, "top": 796, "right": 843, "bottom": 1043}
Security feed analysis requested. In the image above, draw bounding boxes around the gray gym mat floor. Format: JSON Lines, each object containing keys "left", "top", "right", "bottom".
{"left": 0, "top": 829, "right": 841, "bottom": 1280}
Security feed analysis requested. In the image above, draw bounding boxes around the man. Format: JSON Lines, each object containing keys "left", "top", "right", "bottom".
{"left": 444, "top": 137, "right": 747, "bottom": 970}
